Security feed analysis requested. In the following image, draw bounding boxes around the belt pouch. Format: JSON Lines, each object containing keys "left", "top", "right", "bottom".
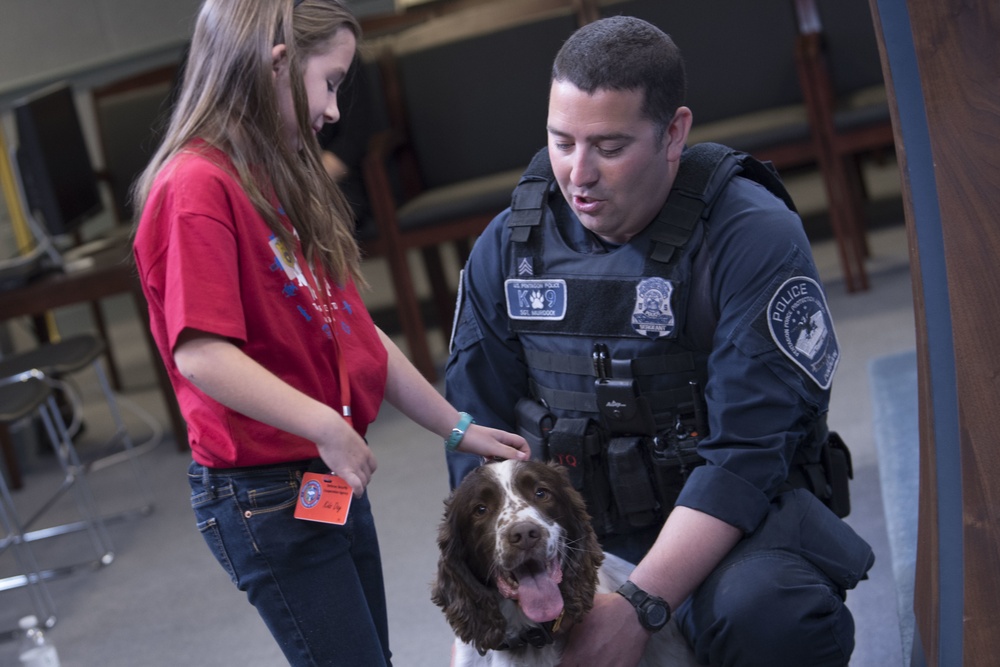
{"left": 514, "top": 397, "right": 555, "bottom": 461}
{"left": 607, "top": 436, "right": 659, "bottom": 528}
{"left": 823, "top": 432, "right": 853, "bottom": 518}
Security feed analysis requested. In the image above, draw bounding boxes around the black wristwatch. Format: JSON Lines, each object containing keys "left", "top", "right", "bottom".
{"left": 616, "top": 580, "right": 671, "bottom": 632}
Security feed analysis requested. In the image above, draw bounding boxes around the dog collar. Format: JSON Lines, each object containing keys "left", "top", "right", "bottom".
{"left": 481, "top": 610, "right": 565, "bottom": 654}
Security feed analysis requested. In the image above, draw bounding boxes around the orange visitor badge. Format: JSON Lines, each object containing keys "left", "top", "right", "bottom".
{"left": 294, "top": 472, "right": 352, "bottom": 525}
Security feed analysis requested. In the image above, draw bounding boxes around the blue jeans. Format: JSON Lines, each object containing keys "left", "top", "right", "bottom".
{"left": 188, "top": 460, "right": 391, "bottom": 667}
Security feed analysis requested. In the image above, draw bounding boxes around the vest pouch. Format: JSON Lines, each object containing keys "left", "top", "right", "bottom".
{"left": 595, "top": 378, "right": 656, "bottom": 436}
{"left": 650, "top": 432, "right": 706, "bottom": 513}
{"left": 607, "top": 436, "right": 660, "bottom": 529}
{"left": 514, "top": 397, "right": 555, "bottom": 461}
{"left": 548, "top": 418, "right": 615, "bottom": 536}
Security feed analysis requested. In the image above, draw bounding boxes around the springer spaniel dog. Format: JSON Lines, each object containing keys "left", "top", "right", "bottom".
{"left": 432, "top": 459, "right": 701, "bottom": 666}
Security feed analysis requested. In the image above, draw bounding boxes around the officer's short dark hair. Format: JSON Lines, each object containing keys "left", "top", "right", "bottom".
{"left": 551, "top": 16, "right": 686, "bottom": 144}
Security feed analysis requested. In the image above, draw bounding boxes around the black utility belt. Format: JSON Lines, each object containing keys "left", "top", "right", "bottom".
{"left": 515, "top": 396, "right": 855, "bottom": 540}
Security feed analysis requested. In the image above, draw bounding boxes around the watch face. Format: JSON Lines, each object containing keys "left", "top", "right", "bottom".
{"left": 642, "top": 601, "right": 669, "bottom": 629}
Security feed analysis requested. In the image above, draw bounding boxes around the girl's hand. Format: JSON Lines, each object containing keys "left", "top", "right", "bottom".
{"left": 455, "top": 424, "right": 531, "bottom": 461}
{"left": 313, "top": 414, "right": 378, "bottom": 497}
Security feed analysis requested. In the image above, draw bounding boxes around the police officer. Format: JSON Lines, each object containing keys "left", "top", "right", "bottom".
{"left": 444, "top": 15, "right": 873, "bottom": 667}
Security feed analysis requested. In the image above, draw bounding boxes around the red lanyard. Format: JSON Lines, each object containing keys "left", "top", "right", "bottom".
{"left": 331, "top": 324, "right": 353, "bottom": 429}
{"left": 300, "top": 257, "right": 353, "bottom": 430}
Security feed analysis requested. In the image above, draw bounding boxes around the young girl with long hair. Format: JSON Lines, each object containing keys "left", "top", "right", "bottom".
{"left": 132, "top": 1, "right": 528, "bottom": 664}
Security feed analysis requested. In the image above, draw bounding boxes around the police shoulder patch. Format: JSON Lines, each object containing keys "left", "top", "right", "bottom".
{"left": 766, "top": 276, "right": 839, "bottom": 389}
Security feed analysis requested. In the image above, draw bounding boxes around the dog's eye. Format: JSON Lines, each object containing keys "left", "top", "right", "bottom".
{"left": 535, "top": 487, "right": 550, "bottom": 500}
{"left": 474, "top": 504, "right": 488, "bottom": 516}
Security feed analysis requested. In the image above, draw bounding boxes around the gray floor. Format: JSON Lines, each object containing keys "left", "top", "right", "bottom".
{"left": 0, "top": 169, "right": 916, "bottom": 666}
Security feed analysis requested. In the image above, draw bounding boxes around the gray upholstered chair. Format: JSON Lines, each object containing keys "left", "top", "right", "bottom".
{"left": 360, "top": 1, "right": 586, "bottom": 380}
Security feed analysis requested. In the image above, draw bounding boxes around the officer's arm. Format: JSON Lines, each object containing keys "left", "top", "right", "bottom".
{"left": 627, "top": 505, "right": 742, "bottom": 612}
{"left": 445, "top": 218, "right": 529, "bottom": 433}
{"left": 559, "top": 506, "right": 741, "bottom": 665}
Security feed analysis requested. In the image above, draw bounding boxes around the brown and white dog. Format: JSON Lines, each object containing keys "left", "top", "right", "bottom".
{"left": 432, "top": 459, "right": 701, "bottom": 666}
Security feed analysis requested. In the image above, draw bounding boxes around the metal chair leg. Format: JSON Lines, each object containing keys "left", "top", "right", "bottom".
{"left": 0, "top": 474, "right": 57, "bottom": 632}
{"left": 86, "top": 360, "right": 156, "bottom": 514}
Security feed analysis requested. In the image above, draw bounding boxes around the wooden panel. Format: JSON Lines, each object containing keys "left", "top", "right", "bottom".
{"left": 869, "top": 0, "right": 1000, "bottom": 665}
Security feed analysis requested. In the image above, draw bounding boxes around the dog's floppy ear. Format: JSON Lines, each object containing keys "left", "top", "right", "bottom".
{"left": 431, "top": 490, "right": 507, "bottom": 652}
{"left": 546, "top": 461, "right": 604, "bottom": 621}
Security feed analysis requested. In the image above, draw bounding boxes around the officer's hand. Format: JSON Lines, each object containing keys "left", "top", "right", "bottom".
{"left": 558, "top": 592, "right": 649, "bottom": 667}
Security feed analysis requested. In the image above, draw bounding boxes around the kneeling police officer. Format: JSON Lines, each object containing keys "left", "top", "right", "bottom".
{"left": 445, "top": 15, "right": 873, "bottom": 667}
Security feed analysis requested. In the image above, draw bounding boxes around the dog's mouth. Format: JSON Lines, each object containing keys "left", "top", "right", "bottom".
{"left": 495, "top": 556, "right": 564, "bottom": 623}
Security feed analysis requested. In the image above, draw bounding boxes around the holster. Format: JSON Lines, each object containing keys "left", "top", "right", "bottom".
{"left": 786, "top": 431, "right": 854, "bottom": 518}
{"left": 650, "top": 431, "right": 706, "bottom": 512}
{"left": 514, "top": 397, "right": 554, "bottom": 461}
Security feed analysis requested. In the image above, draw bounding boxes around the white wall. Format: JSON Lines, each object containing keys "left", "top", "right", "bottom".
{"left": 0, "top": 0, "right": 397, "bottom": 105}
{"left": 0, "top": 0, "right": 397, "bottom": 253}
{"left": 0, "top": 0, "right": 201, "bottom": 100}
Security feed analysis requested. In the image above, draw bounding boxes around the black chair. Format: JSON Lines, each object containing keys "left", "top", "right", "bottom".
{"left": 0, "top": 372, "right": 119, "bottom": 626}
{"left": 90, "top": 64, "right": 178, "bottom": 225}
{"left": 0, "top": 378, "right": 59, "bottom": 629}
{"left": 599, "top": 0, "right": 818, "bottom": 171}
{"left": 0, "top": 334, "right": 157, "bottom": 515}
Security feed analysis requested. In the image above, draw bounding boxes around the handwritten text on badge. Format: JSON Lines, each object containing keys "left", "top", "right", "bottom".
{"left": 294, "top": 472, "right": 352, "bottom": 525}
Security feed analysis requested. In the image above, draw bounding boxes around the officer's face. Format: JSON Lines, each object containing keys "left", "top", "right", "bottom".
{"left": 547, "top": 80, "right": 690, "bottom": 245}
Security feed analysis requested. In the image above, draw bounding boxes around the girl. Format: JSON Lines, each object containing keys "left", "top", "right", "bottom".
{"left": 132, "top": 1, "right": 529, "bottom": 664}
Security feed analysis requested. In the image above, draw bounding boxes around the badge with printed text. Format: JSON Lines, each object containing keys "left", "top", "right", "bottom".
{"left": 631, "top": 277, "right": 676, "bottom": 338}
{"left": 505, "top": 279, "right": 567, "bottom": 320}
{"left": 767, "top": 276, "right": 839, "bottom": 389}
{"left": 269, "top": 234, "right": 301, "bottom": 283}
{"left": 294, "top": 472, "right": 352, "bottom": 525}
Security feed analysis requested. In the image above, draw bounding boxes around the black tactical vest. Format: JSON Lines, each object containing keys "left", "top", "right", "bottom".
{"left": 503, "top": 143, "right": 798, "bottom": 535}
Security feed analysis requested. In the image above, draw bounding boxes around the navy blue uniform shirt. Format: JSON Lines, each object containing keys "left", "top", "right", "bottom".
{"left": 446, "top": 172, "right": 838, "bottom": 537}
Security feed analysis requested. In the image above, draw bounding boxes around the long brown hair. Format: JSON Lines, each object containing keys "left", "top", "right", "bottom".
{"left": 133, "top": 0, "right": 363, "bottom": 285}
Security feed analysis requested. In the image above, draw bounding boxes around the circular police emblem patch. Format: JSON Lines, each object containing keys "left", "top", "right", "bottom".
{"left": 767, "top": 276, "right": 839, "bottom": 389}
{"left": 631, "top": 277, "right": 676, "bottom": 338}
{"left": 299, "top": 480, "right": 323, "bottom": 509}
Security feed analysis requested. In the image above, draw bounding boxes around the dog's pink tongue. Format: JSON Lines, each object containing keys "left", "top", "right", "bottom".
{"left": 516, "top": 562, "right": 564, "bottom": 623}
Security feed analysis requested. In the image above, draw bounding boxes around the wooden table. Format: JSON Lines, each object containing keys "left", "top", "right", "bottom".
{"left": 0, "top": 239, "right": 187, "bottom": 488}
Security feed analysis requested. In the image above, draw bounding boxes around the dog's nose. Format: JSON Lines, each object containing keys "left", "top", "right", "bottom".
{"left": 507, "top": 521, "right": 541, "bottom": 549}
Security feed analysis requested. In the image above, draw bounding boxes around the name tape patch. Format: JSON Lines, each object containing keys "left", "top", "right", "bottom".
{"left": 505, "top": 279, "right": 567, "bottom": 321}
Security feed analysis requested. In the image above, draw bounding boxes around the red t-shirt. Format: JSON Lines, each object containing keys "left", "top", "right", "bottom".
{"left": 133, "top": 145, "right": 387, "bottom": 467}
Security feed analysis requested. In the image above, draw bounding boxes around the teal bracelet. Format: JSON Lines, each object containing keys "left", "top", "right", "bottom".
{"left": 445, "top": 412, "right": 475, "bottom": 452}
